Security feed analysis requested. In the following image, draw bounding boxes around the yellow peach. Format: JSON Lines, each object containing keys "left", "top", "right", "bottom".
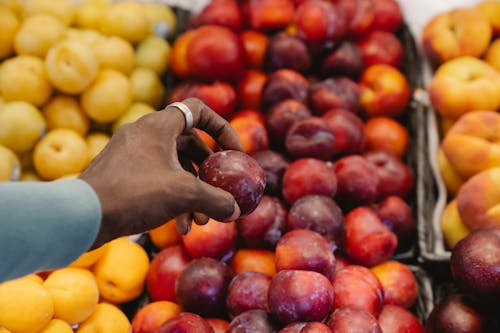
{"left": 74, "top": 0, "right": 111, "bottom": 30}
{"left": 76, "top": 302, "right": 130, "bottom": 333}
{"left": 143, "top": 3, "right": 177, "bottom": 38}
{"left": 92, "top": 35, "right": 135, "bottom": 74}
{"left": 476, "top": 0, "right": 500, "bottom": 36}
{"left": 130, "top": 67, "right": 165, "bottom": 109}
{"left": 37, "top": 319, "right": 73, "bottom": 333}
{"left": 43, "top": 95, "right": 90, "bottom": 136}
{"left": 43, "top": 268, "right": 99, "bottom": 324}
{"left": 437, "top": 148, "right": 465, "bottom": 196}
{"left": 99, "top": 1, "right": 150, "bottom": 43}
{"left": 0, "top": 144, "right": 21, "bottom": 181}
{"left": 0, "top": 55, "right": 52, "bottom": 106}
{"left": 14, "top": 14, "right": 65, "bottom": 57}
{"left": 33, "top": 128, "right": 89, "bottom": 180}
{"left": 485, "top": 38, "right": 500, "bottom": 72}
{"left": 0, "top": 277, "right": 54, "bottom": 333}
{"left": 22, "top": 0, "right": 75, "bottom": 26}
{"left": 81, "top": 69, "right": 132, "bottom": 123}
{"left": 86, "top": 132, "right": 110, "bottom": 161}
{"left": 0, "top": 7, "right": 19, "bottom": 59}
{"left": 136, "top": 36, "right": 171, "bottom": 76}
{"left": 0, "top": 101, "right": 45, "bottom": 153}
{"left": 440, "top": 199, "right": 470, "bottom": 249}
{"left": 112, "top": 103, "right": 155, "bottom": 133}
{"left": 45, "top": 39, "right": 99, "bottom": 94}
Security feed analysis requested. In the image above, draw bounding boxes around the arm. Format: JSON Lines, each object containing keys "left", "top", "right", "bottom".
{"left": 0, "top": 179, "right": 101, "bottom": 283}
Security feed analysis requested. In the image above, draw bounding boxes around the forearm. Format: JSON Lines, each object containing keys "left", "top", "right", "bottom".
{"left": 0, "top": 179, "right": 101, "bottom": 282}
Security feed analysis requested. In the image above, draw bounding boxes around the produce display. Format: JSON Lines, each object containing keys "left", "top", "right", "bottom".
{"left": 0, "top": 0, "right": 499, "bottom": 332}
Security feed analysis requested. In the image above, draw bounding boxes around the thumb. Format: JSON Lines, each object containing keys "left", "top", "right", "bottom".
{"left": 190, "top": 180, "right": 241, "bottom": 222}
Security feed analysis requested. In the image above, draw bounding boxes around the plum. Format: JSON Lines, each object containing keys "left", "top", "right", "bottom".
{"left": 264, "top": 32, "right": 311, "bottom": 73}
{"left": 226, "top": 271, "right": 271, "bottom": 318}
{"left": 155, "top": 312, "right": 214, "bottom": 333}
{"left": 326, "top": 308, "right": 382, "bottom": 333}
{"left": 226, "top": 309, "right": 275, "bottom": 333}
{"left": 175, "top": 258, "right": 233, "bottom": 317}
{"left": 251, "top": 150, "right": 289, "bottom": 196}
{"left": 265, "top": 99, "right": 312, "bottom": 147}
{"left": 285, "top": 116, "right": 335, "bottom": 161}
{"left": 198, "top": 150, "right": 266, "bottom": 215}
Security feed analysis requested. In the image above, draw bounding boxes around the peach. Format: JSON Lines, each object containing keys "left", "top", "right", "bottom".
{"left": 23, "top": 0, "right": 75, "bottom": 26}
{"left": 92, "top": 35, "right": 136, "bottom": 75}
{"left": 422, "top": 8, "right": 492, "bottom": 66}
{"left": 437, "top": 149, "right": 465, "bottom": 195}
{"left": 485, "top": 38, "right": 500, "bottom": 72}
{"left": 230, "top": 249, "right": 276, "bottom": 276}
{"left": 251, "top": 150, "right": 289, "bottom": 196}
{"left": 0, "top": 144, "right": 20, "bottom": 181}
{"left": 43, "top": 95, "right": 89, "bottom": 136}
{"left": 131, "top": 301, "right": 181, "bottom": 333}
{"left": 440, "top": 111, "right": 500, "bottom": 180}
{"left": 14, "top": 14, "right": 65, "bottom": 57}
{"left": 456, "top": 167, "right": 500, "bottom": 230}
{"left": 74, "top": 0, "right": 111, "bottom": 30}
{"left": 170, "top": 30, "right": 194, "bottom": 78}
{"left": 241, "top": 0, "right": 295, "bottom": 32}
{"left": 0, "top": 7, "right": 19, "bottom": 59}
{"left": 189, "top": 0, "right": 243, "bottom": 31}
{"left": 476, "top": 1, "right": 500, "bottom": 36}
{"left": 261, "top": 69, "right": 309, "bottom": 109}
{"left": 129, "top": 68, "right": 165, "bottom": 109}
{"left": 359, "top": 64, "right": 411, "bottom": 118}
{"left": 440, "top": 199, "right": 471, "bottom": 249}
{"left": 186, "top": 25, "right": 246, "bottom": 82}
{"left": 364, "top": 116, "right": 409, "bottom": 158}
{"left": 370, "top": 261, "right": 418, "bottom": 308}
{"left": 237, "top": 195, "right": 287, "bottom": 249}
{"left": 356, "top": 30, "right": 403, "bottom": 68}
{"left": 182, "top": 219, "right": 236, "bottom": 260}
{"left": 0, "top": 55, "right": 52, "bottom": 107}
{"left": 99, "top": 1, "right": 149, "bottom": 43}
{"left": 135, "top": 36, "right": 171, "bottom": 76}
{"left": 229, "top": 117, "right": 269, "bottom": 155}
{"left": 237, "top": 70, "right": 267, "bottom": 110}
{"left": 226, "top": 271, "right": 271, "bottom": 318}
{"left": 294, "top": 0, "right": 347, "bottom": 43}
{"left": 240, "top": 29, "right": 269, "bottom": 69}
{"left": 263, "top": 32, "right": 311, "bottom": 73}
{"left": 428, "top": 57, "right": 500, "bottom": 118}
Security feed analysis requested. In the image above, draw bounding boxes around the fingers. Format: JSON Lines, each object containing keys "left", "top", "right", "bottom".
{"left": 187, "top": 179, "right": 241, "bottom": 222}
{"left": 182, "top": 98, "right": 243, "bottom": 152}
{"left": 177, "top": 130, "right": 214, "bottom": 166}
{"left": 194, "top": 212, "right": 209, "bottom": 225}
{"left": 175, "top": 213, "right": 192, "bottom": 235}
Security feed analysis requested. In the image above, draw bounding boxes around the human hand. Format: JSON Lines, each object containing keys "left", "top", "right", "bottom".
{"left": 79, "top": 98, "right": 243, "bottom": 248}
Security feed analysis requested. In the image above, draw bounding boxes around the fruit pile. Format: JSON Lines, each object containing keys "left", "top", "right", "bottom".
{"left": 0, "top": 237, "right": 148, "bottom": 332}
{"left": 130, "top": 0, "right": 425, "bottom": 331}
{"left": 0, "top": 0, "right": 175, "bottom": 182}
{"left": 422, "top": 1, "right": 500, "bottom": 250}
{"left": 420, "top": 1, "right": 500, "bottom": 331}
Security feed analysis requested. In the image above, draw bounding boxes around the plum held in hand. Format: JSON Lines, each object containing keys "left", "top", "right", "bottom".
{"left": 198, "top": 150, "right": 266, "bottom": 216}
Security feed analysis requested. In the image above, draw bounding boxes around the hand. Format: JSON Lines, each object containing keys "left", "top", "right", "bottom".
{"left": 79, "top": 98, "right": 242, "bottom": 248}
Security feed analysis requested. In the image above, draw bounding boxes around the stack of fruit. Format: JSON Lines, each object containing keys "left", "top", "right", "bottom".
{"left": 421, "top": 1, "right": 500, "bottom": 331}
{"left": 0, "top": 237, "right": 149, "bottom": 332}
{"left": 129, "top": 0, "right": 428, "bottom": 332}
{"left": 0, "top": 0, "right": 175, "bottom": 182}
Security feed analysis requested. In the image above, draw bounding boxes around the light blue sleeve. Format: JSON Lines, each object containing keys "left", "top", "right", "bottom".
{"left": 0, "top": 179, "right": 102, "bottom": 282}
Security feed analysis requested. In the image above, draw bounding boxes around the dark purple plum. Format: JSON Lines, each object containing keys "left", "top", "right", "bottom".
{"left": 226, "top": 271, "right": 272, "bottom": 319}
{"left": 285, "top": 116, "right": 335, "bottom": 161}
{"left": 251, "top": 150, "right": 289, "bottom": 196}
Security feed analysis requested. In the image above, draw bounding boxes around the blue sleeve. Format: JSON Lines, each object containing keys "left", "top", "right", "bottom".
{"left": 0, "top": 179, "right": 102, "bottom": 282}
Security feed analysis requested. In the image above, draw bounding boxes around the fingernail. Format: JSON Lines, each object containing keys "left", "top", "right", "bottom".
{"left": 226, "top": 202, "right": 241, "bottom": 221}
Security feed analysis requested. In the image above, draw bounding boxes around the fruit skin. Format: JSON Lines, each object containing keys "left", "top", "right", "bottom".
{"left": 428, "top": 57, "right": 500, "bottom": 118}
{"left": 285, "top": 116, "right": 335, "bottom": 161}
{"left": 230, "top": 249, "right": 276, "bottom": 276}
{"left": 175, "top": 257, "right": 233, "bottom": 318}
{"left": 146, "top": 245, "right": 191, "bottom": 302}
{"left": 92, "top": 237, "right": 150, "bottom": 304}
{"left": 23, "top": 0, "right": 76, "bottom": 26}
{"left": 326, "top": 308, "right": 382, "bottom": 333}
{"left": 308, "top": 77, "right": 361, "bottom": 116}
{"left": 135, "top": 36, "right": 171, "bottom": 76}
{"left": 42, "top": 267, "right": 99, "bottom": 324}
{"left": 344, "top": 207, "right": 398, "bottom": 267}
{"left": 43, "top": 95, "right": 90, "bottom": 136}
{"left": 185, "top": 25, "right": 246, "bottom": 82}
{"left": 261, "top": 69, "right": 309, "bottom": 109}
{"left": 425, "top": 294, "right": 489, "bottom": 333}
{"left": 182, "top": 219, "right": 236, "bottom": 260}
{"left": 227, "top": 309, "right": 274, "bottom": 333}
{"left": 371, "top": 0, "right": 403, "bottom": 32}
{"left": 440, "top": 199, "right": 470, "bottom": 249}
{"left": 99, "top": 1, "right": 149, "bottom": 43}
{"left": 268, "top": 270, "right": 334, "bottom": 325}
{"left": 450, "top": 227, "right": 500, "bottom": 307}
{"left": 485, "top": 38, "right": 500, "bottom": 71}
{"left": 189, "top": 0, "right": 243, "bottom": 31}
{"left": 129, "top": 68, "right": 165, "bottom": 109}
{"left": 33, "top": 128, "right": 89, "bottom": 180}
{"left": 0, "top": 7, "right": 19, "bottom": 59}
{"left": 294, "top": 0, "right": 346, "bottom": 43}
{"left": 356, "top": 30, "right": 403, "bottom": 68}
{"left": 263, "top": 32, "right": 311, "bottom": 73}
{"left": 226, "top": 271, "right": 271, "bottom": 318}
{"left": 364, "top": 116, "right": 408, "bottom": 158}
{"left": 14, "top": 14, "right": 65, "bottom": 57}
{"left": 456, "top": 168, "right": 500, "bottom": 230}
{"left": 92, "top": 35, "right": 136, "bottom": 75}
{"left": 476, "top": 1, "right": 500, "bottom": 36}
{"left": 378, "top": 304, "right": 425, "bottom": 333}
{"left": 0, "top": 144, "right": 20, "bottom": 181}
{"left": 0, "top": 276, "right": 54, "bottom": 333}
{"left": 155, "top": 312, "right": 214, "bottom": 333}
{"left": 241, "top": 0, "right": 295, "bottom": 32}
{"left": 131, "top": 301, "right": 181, "bottom": 333}
{"left": 322, "top": 108, "right": 365, "bottom": 157}
{"left": 75, "top": 302, "right": 131, "bottom": 333}
{"left": 370, "top": 261, "right": 418, "bottom": 308}
{"left": 320, "top": 41, "right": 364, "bottom": 80}
{"left": 0, "top": 55, "right": 52, "bottom": 107}
{"left": 359, "top": 64, "right": 410, "bottom": 118}
{"left": 198, "top": 150, "right": 266, "bottom": 215}
{"left": 422, "top": 8, "right": 492, "bottom": 66}
{"left": 37, "top": 318, "right": 73, "bottom": 333}
{"left": 440, "top": 111, "right": 500, "bottom": 181}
